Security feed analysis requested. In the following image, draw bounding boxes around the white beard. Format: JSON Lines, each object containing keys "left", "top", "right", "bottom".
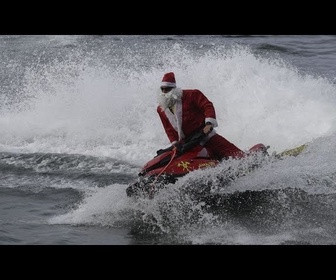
{"left": 157, "top": 87, "right": 183, "bottom": 109}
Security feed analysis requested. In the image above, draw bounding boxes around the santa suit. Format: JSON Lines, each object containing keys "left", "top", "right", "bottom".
{"left": 157, "top": 88, "right": 245, "bottom": 160}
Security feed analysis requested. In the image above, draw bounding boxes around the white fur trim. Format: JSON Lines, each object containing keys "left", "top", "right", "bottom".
{"left": 161, "top": 82, "right": 176, "bottom": 87}
{"left": 205, "top": 117, "right": 218, "bottom": 128}
{"left": 174, "top": 99, "right": 185, "bottom": 140}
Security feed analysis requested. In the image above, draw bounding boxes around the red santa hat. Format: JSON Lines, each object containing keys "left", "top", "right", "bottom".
{"left": 161, "top": 72, "right": 176, "bottom": 88}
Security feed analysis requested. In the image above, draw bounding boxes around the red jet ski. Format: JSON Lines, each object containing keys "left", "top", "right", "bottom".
{"left": 126, "top": 131, "right": 269, "bottom": 199}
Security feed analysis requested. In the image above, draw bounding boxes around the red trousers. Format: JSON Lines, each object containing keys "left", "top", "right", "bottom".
{"left": 204, "top": 134, "right": 245, "bottom": 160}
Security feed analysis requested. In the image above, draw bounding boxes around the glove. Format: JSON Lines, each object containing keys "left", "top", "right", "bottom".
{"left": 173, "top": 141, "right": 184, "bottom": 153}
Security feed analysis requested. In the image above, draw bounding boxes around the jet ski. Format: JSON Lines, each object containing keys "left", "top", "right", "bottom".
{"left": 126, "top": 130, "right": 270, "bottom": 199}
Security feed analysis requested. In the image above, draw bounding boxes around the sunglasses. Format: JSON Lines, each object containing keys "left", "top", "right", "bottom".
{"left": 160, "top": 87, "right": 173, "bottom": 93}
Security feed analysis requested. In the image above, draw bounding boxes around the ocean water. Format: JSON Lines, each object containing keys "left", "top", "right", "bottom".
{"left": 1, "top": 35, "right": 336, "bottom": 245}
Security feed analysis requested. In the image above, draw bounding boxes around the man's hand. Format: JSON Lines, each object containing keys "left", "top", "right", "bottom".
{"left": 203, "top": 122, "right": 213, "bottom": 135}
{"left": 173, "top": 141, "right": 184, "bottom": 152}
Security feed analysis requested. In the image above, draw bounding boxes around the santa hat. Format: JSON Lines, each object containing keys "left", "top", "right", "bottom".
{"left": 161, "top": 72, "right": 176, "bottom": 88}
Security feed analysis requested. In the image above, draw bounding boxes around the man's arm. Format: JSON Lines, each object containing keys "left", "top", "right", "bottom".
{"left": 192, "top": 89, "right": 218, "bottom": 128}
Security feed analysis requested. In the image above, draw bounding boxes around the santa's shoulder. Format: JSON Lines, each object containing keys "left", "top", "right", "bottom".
{"left": 182, "top": 89, "right": 204, "bottom": 96}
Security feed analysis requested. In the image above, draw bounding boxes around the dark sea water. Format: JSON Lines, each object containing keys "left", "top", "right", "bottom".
{"left": 1, "top": 35, "right": 336, "bottom": 245}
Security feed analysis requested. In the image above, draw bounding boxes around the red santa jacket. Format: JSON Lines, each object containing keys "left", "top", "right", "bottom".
{"left": 157, "top": 89, "right": 218, "bottom": 144}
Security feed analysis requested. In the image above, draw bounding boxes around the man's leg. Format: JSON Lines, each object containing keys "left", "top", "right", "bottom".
{"left": 205, "top": 134, "right": 245, "bottom": 160}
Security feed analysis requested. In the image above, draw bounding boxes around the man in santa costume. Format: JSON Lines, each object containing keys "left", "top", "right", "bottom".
{"left": 157, "top": 72, "right": 245, "bottom": 161}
